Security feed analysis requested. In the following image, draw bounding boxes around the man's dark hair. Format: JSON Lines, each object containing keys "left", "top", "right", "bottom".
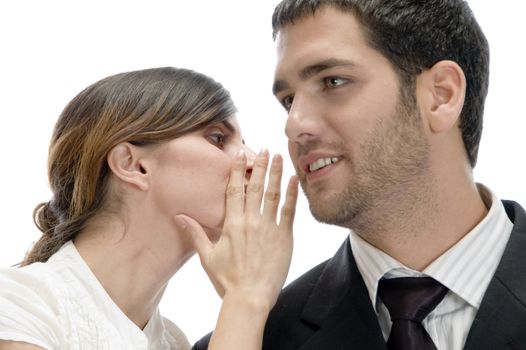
{"left": 272, "top": 0, "right": 489, "bottom": 167}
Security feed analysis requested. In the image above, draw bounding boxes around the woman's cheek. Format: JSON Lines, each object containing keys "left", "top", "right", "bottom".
{"left": 205, "top": 171, "right": 232, "bottom": 240}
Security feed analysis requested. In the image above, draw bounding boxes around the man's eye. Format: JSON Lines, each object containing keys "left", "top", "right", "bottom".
{"left": 281, "top": 95, "right": 294, "bottom": 112}
{"left": 324, "top": 77, "right": 347, "bottom": 88}
{"left": 208, "top": 132, "right": 225, "bottom": 147}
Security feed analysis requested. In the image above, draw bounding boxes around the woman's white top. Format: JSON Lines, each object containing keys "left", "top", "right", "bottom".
{"left": 0, "top": 241, "right": 191, "bottom": 350}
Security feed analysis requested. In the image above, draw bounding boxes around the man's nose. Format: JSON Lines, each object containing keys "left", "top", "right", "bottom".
{"left": 284, "top": 94, "right": 321, "bottom": 144}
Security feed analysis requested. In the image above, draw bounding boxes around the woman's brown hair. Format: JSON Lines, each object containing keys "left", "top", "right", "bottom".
{"left": 23, "top": 67, "right": 236, "bottom": 265}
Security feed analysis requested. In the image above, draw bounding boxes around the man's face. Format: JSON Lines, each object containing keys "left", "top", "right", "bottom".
{"left": 273, "top": 7, "right": 430, "bottom": 228}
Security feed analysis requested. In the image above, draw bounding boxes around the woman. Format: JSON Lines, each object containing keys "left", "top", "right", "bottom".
{"left": 0, "top": 67, "right": 298, "bottom": 349}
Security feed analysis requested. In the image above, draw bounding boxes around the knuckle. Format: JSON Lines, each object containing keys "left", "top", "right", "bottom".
{"left": 269, "top": 165, "right": 282, "bottom": 175}
{"left": 281, "top": 206, "right": 294, "bottom": 217}
{"left": 247, "top": 221, "right": 259, "bottom": 232}
{"left": 265, "top": 191, "right": 281, "bottom": 202}
{"left": 224, "top": 217, "right": 242, "bottom": 228}
{"left": 232, "top": 159, "right": 246, "bottom": 171}
{"left": 232, "top": 160, "right": 246, "bottom": 171}
{"left": 241, "top": 215, "right": 259, "bottom": 230}
{"left": 226, "top": 185, "right": 244, "bottom": 197}
{"left": 254, "top": 156, "right": 269, "bottom": 168}
{"left": 247, "top": 183, "right": 264, "bottom": 193}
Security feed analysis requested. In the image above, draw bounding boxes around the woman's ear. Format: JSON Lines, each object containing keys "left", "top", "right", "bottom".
{"left": 418, "top": 60, "right": 466, "bottom": 133}
{"left": 107, "top": 142, "right": 150, "bottom": 191}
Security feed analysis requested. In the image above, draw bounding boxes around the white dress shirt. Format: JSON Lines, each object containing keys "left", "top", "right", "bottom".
{"left": 0, "top": 241, "right": 190, "bottom": 350}
{"left": 349, "top": 184, "right": 514, "bottom": 350}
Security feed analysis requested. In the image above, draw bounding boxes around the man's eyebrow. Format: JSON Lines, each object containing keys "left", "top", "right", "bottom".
{"left": 273, "top": 58, "right": 356, "bottom": 95}
{"left": 298, "top": 58, "right": 356, "bottom": 81}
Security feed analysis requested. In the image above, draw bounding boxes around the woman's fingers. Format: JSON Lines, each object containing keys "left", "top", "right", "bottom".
{"left": 225, "top": 150, "right": 247, "bottom": 219}
{"left": 225, "top": 149, "right": 296, "bottom": 233}
{"left": 279, "top": 176, "right": 299, "bottom": 231}
{"left": 262, "top": 154, "right": 283, "bottom": 221}
{"left": 198, "top": 152, "right": 298, "bottom": 304}
{"left": 244, "top": 149, "right": 269, "bottom": 215}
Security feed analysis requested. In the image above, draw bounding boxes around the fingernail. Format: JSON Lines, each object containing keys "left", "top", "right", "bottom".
{"left": 259, "top": 148, "right": 269, "bottom": 157}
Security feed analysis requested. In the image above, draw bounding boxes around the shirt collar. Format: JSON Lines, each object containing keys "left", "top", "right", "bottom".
{"left": 349, "top": 184, "right": 514, "bottom": 312}
{"left": 54, "top": 242, "right": 166, "bottom": 346}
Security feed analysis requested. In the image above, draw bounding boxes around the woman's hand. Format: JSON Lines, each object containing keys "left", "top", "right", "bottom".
{"left": 175, "top": 148, "right": 298, "bottom": 310}
{"left": 174, "top": 149, "right": 298, "bottom": 350}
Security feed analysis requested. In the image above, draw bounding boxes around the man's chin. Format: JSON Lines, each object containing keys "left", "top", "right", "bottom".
{"left": 310, "top": 204, "right": 341, "bottom": 225}
{"left": 307, "top": 195, "right": 360, "bottom": 228}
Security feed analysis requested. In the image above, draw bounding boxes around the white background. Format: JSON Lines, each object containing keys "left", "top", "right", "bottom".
{"left": 0, "top": 0, "right": 524, "bottom": 344}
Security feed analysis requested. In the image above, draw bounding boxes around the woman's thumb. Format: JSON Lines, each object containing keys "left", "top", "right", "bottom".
{"left": 173, "top": 214, "right": 212, "bottom": 258}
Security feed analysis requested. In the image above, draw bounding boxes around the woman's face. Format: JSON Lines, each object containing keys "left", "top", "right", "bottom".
{"left": 146, "top": 116, "right": 255, "bottom": 239}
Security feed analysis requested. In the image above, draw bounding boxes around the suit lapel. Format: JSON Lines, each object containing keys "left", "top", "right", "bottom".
{"left": 299, "top": 238, "right": 387, "bottom": 350}
{"left": 464, "top": 200, "right": 526, "bottom": 350}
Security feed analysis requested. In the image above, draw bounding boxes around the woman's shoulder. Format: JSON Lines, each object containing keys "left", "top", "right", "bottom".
{"left": 144, "top": 309, "right": 191, "bottom": 350}
{"left": 0, "top": 243, "right": 77, "bottom": 310}
{"left": 0, "top": 260, "right": 63, "bottom": 308}
{"left": 0, "top": 262, "right": 63, "bottom": 349}
{"left": 0, "top": 241, "right": 90, "bottom": 348}
{"left": 162, "top": 316, "right": 191, "bottom": 349}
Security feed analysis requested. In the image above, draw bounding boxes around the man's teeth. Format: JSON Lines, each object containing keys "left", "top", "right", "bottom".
{"left": 309, "top": 157, "right": 339, "bottom": 172}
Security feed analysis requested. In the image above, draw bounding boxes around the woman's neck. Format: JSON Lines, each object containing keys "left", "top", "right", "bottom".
{"left": 73, "top": 215, "right": 193, "bottom": 329}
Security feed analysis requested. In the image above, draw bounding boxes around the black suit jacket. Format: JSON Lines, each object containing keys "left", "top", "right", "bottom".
{"left": 193, "top": 200, "right": 526, "bottom": 349}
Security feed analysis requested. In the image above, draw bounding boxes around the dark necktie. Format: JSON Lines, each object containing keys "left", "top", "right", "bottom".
{"left": 378, "top": 277, "right": 449, "bottom": 350}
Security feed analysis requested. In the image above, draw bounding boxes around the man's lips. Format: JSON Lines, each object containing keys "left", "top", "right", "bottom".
{"left": 298, "top": 153, "right": 342, "bottom": 174}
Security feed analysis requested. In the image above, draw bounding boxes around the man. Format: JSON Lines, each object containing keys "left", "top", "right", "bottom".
{"left": 194, "top": 0, "right": 526, "bottom": 349}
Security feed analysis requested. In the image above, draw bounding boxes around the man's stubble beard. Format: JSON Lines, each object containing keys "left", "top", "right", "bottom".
{"left": 303, "top": 92, "right": 431, "bottom": 236}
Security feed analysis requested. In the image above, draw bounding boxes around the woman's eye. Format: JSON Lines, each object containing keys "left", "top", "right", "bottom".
{"left": 324, "top": 77, "right": 347, "bottom": 88}
{"left": 281, "top": 95, "right": 294, "bottom": 112}
{"left": 208, "top": 132, "right": 225, "bottom": 147}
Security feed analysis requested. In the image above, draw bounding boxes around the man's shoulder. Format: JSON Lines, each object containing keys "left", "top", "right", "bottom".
{"left": 260, "top": 259, "right": 332, "bottom": 349}
{"left": 190, "top": 260, "right": 331, "bottom": 350}
{"left": 273, "top": 259, "right": 329, "bottom": 311}
{"left": 502, "top": 199, "right": 526, "bottom": 223}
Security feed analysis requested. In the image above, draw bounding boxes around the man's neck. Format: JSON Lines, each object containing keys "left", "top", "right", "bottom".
{"left": 352, "top": 177, "right": 487, "bottom": 271}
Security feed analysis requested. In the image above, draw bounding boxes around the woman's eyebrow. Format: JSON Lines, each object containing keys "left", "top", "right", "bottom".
{"left": 222, "top": 120, "right": 236, "bottom": 133}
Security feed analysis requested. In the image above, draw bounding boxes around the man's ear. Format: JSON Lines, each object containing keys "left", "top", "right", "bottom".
{"left": 417, "top": 60, "right": 466, "bottom": 133}
{"left": 107, "top": 142, "right": 150, "bottom": 191}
